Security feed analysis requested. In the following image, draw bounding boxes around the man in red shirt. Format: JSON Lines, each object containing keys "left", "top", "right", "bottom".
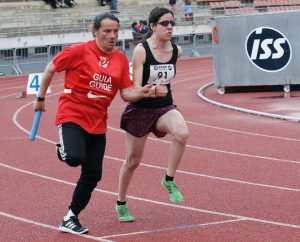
{"left": 33, "top": 12, "right": 157, "bottom": 235}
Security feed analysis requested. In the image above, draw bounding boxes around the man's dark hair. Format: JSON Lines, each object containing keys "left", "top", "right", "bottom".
{"left": 92, "top": 12, "right": 120, "bottom": 37}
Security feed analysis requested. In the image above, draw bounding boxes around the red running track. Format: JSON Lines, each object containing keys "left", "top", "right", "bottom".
{"left": 0, "top": 57, "right": 299, "bottom": 242}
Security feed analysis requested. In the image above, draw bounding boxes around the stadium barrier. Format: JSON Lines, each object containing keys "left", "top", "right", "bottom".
{"left": 213, "top": 10, "right": 300, "bottom": 94}
{"left": 0, "top": 32, "right": 212, "bottom": 75}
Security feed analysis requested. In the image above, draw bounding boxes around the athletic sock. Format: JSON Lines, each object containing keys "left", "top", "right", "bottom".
{"left": 66, "top": 209, "right": 75, "bottom": 218}
{"left": 117, "top": 200, "right": 126, "bottom": 206}
{"left": 165, "top": 174, "right": 174, "bottom": 181}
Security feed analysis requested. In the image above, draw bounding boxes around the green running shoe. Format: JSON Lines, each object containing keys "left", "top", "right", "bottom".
{"left": 115, "top": 204, "right": 135, "bottom": 222}
{"left": 162, "top": 178, "right": 183, "bottom": 203}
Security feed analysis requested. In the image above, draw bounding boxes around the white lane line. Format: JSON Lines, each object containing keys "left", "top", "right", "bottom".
{"left": 174, "top": 73, "right": 213, "bottom": 85}
{"left": 13, "top": 94, "right": 300, "bottom": 167}
{"left": 5, "top": 136, "right": 29, "bottom": 140}
{"left": 9, "top": 75, "right": 300, "bottom": 144}
{"left": 1, "top": 162, "right": 299, "bottom": 230}
{"left": 11, "top": 108, "right": 300, "bottom": 193}
{"left": 109, "top": 126, "right": 300, "bottom": 165}
{"left": 104, "top": 155, "right": 300, "bottom": 192}
{"left": 174, "top": 67, "right": 212, "bottom": 77}
{"left": 101, "top": 218, "right": 247, "bottom": 239}
{"left": 0, "top": 211, "right": 114, "bottom": 242}
{"left": 11, "top": 101, "right": 300, "bottom": 192}
{"left": 0, "top": 85, "right": 25, "bottom": 91}
{"left": 13, "top": 105, "right": 300, "bottom": 166}
{"left": 0, "top": 93, "right": 19, "bottom": 99}
{"left": 198, "top": 82, "right": 300, "bottom": 122}
{"left": 182, "top": 142, "right": 300, "bottom": 165}
{"left": 12, "top": 91, "right": 300, "bottom": 167}
{"left": 185, "top": 121, "right": 300, "bottom": 142}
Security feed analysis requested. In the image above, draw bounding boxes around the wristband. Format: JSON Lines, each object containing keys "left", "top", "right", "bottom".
{"left": 36, "top": 96, "right": 45, "bottom": 102}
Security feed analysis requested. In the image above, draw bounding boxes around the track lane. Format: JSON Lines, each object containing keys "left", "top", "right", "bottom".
{"left": 0, "top": 57, "right": 299, "bottom": 241}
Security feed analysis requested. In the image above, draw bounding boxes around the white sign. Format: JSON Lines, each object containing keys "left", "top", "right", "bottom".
{"left": 27, "top": 73, "right": 51, "bottom": 95}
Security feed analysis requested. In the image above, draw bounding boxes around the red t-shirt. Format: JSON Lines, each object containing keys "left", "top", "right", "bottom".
{"left": 52, "top": 40, "right": 132, "bottom": 134}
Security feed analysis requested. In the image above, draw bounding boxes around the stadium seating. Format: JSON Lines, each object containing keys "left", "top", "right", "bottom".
{"left": 224, "top": 7, "right": 256, "bottom": 14}
{"left": 0, "top": 0, "right": 211, "bottom": 39}
{"left": 210, "top": 0, "right": 241, "bottom": 9}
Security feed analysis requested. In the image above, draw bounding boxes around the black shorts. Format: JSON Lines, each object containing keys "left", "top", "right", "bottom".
{"left": 58, "top": 122, "right": 106, "bottom": 167}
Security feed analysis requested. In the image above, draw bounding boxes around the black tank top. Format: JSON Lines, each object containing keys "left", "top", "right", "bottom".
{"left": 134, "top": 40, "right": 178, "bottom": 109}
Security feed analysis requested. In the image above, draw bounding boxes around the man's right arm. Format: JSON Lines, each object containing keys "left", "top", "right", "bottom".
{"left": 33, "top": 61, "right": 56, "bottom": 111}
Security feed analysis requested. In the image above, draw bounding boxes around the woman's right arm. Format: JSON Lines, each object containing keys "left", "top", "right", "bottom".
{"left": 131, "top": 44, "right": 146, "bottom": 88}
{"left": 132, "top": 43, "right": 167, "bottom": 97}
{"left": 120, "top": 44, "right": 154, "bottom": 102}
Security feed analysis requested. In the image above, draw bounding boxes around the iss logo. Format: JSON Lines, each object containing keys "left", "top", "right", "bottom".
{"left": 245, "top": 27, "right": 292, "bottom": 72}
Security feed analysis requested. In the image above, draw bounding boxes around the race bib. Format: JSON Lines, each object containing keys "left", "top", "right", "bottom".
{"left": 148, "top": 64, "right": 175, "bottom": 85}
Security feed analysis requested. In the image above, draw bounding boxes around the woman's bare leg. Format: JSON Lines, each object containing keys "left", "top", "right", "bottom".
{"left": 117, "top": 132, "right": 148, "bottom": 202}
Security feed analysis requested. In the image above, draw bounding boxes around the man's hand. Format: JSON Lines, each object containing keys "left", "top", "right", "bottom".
{"left": 141, "top": 84, "right": 156, "bottom": 98}
{"left": 33, "top": 99, "right": 45, "bottom": 112}
{"left": 120, "top": 83, "right": 167, "bottom": 102}
{"left": 140, "top": 84, "right": 168, "bottom": 98}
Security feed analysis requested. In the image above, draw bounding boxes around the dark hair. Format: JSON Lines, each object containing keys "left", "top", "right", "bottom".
{"left": 143, "top": 7, "right": 174, "bottom": 39}
{"left": 148, "top": 7, "right": 174, "bottom": 24}
{"left": 131, "top": 21, "right": 138, "bottom": 28}
{"left": 92, "top": 12, "right": 120, "bottom": 37}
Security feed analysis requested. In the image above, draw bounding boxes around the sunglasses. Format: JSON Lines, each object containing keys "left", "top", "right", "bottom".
{"left": 157, "top": 20, "right": 176, "bottom": 27}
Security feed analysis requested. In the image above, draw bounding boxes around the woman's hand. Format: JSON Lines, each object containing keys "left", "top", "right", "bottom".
{"left": 154, "top": 84, "right": 168, "bottom": 97}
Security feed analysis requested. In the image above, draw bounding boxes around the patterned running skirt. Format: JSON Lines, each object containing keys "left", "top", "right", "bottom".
{"left": 120, "top": 103, "right": 178, "bottom": 138}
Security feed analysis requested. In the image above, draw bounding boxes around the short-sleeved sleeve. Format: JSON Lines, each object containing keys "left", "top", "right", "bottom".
{"left": 52, "top": 44, "right": 84, "bottom": 72}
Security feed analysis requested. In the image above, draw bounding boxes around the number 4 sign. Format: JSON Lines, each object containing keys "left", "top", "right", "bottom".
{"left": 26, "top": 73, "right": 51, "bottom": 95}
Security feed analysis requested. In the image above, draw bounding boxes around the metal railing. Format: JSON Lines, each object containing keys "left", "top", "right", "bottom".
{"left": 0, "top": 5, "right": 213, "bottom": 75}
{"left": 0, "top": 33, "right": 213, "bottom": 75}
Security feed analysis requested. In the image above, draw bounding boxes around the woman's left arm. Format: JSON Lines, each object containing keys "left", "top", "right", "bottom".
{"left": 177, "top": 45, "right": 183, "bottom": 59}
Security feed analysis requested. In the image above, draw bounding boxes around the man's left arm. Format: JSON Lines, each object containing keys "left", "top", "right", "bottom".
{"left": 120, "top": 84, "right": 155, "bottom": 102}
